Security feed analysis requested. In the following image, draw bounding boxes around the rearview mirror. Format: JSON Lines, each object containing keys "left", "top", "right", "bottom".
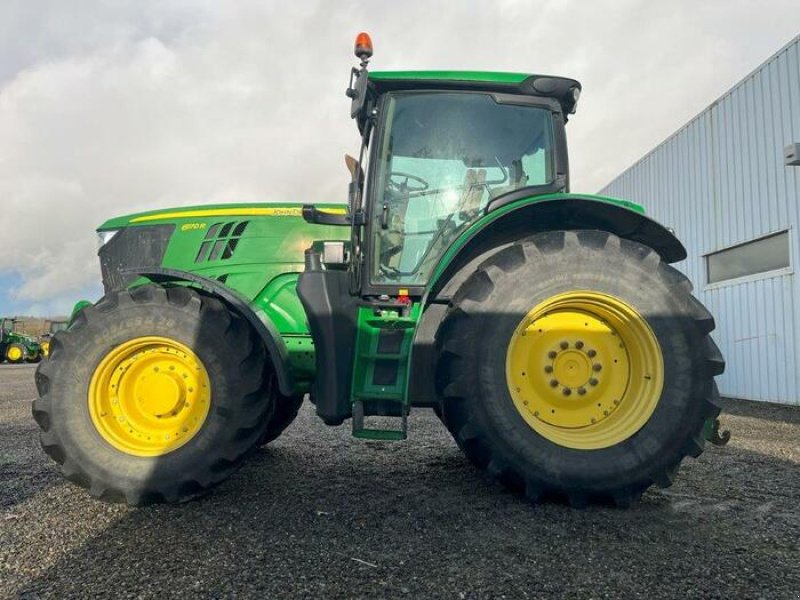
{"left": 346, "top": 68, "right": 369, "bottom": 119}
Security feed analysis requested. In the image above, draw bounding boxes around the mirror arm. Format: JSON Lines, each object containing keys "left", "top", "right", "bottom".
{"left": 302, "top": 205, "right": 349, "bottom": 226}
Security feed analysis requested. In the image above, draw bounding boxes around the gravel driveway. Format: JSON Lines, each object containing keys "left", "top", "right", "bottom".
{"left": 1, "top": 363, "right": 798, "bottom": 599}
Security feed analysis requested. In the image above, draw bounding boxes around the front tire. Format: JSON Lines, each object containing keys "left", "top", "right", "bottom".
{"left": 436, "top": 231, "right": 724, "bottom": 507}
{"left": 258, "top": 383, "right": 304, "bottom": 445}
{"left": 5, "top": 343, "right": 25, "bottom": 364}
{"left": 33, "top": 284, "right": 273, "bottom": 505}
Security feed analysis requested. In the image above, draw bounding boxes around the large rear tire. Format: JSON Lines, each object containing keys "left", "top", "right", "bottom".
{"left": 436, "top": 230, "right": 724, "bottom": 507}
{"left": 33, "top": 284, "right": 273, "bottom": 505}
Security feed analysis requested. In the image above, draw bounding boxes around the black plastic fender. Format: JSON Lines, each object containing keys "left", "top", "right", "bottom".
{"left": 429, "top": 196, "right": 686, "bottom": 303}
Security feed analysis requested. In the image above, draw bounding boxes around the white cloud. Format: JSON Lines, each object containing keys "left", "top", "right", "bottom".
{"left": 1, "top": 0, "right": 799, "bottom": 315}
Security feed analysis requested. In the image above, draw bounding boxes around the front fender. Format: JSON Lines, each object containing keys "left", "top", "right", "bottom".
{"left": 124, "top": 267, "right": 294, "bottom": 396}
{"left": 68, "top": 300, "right": 93, "bottom": 325}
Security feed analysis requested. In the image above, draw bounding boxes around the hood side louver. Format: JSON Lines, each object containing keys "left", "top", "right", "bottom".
{"left": 195, "top": 221, "right": 249, "bottom": 263}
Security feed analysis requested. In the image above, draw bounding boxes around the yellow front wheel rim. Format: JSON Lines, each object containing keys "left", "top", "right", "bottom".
{"left": 506, "top": 291, "right": 664, "bottom": 450}
{"left": 7, "top": 346, "right": 23, "bottom": 361}
{"left": 41, "top": 341, "right": 50, "bottom": 357}
{"left": 88, "top": 336, "right": 212, "bottom": 457}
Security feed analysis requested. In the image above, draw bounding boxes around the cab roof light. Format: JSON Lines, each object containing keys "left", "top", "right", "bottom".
{"left": 355, "top": 32, "right": 373, "bottom": 63}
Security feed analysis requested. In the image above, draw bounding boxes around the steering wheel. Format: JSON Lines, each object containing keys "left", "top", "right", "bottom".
{"left": 388, "top": 171, "right": 429, "bottom": 193}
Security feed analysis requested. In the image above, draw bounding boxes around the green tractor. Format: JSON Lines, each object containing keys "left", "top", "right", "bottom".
{"left": 39, "top": 319, "right": 69, "bottom": 359}
{"left": 1, "top": 318, "right": 43, "bottom": 363}
{"left": 34, "top": 34, "right": 725, "bottom": 507}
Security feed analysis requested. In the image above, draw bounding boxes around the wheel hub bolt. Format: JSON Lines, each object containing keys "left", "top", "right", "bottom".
{"left": 575, "top": 341, "right": 584, "bottom": 349}
{"left": 587, "top": 350, "right": 596, "bottom": 358}
{"left": 548, "top": 351, "right": 557, "bottom": 359}
{"left": 577, "top": 387, "right": 586, "bottom": 395}
{"left": 589, "top": 378, "right": 599, "bottom": 386}
{"left": 544, "top": 365, "right": 553, "bottom": 373}
{"left": 562, "top": 388, "right": 571, "bottom": 396}
{"left": 560, "top": 341, "right": 569, "bottom": 350}
{"left": 550, "top": 379, "right": 559, "bottom": 388}
{"left": 593, "top": 364, "right": 602, "bottom": 372}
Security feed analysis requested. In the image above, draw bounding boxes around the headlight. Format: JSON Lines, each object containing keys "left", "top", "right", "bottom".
{"left": 97, "top": 229, "right": 120, "bottom": 250}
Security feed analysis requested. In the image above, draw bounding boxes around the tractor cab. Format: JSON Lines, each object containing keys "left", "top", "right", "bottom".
{"left": 299, "top": 33, "right": 583, "bottom": 438}
{"left": 305, "top": 34, "right": 580, "bottom": 296}
{"left": 365, "top": 89, "right": 563, "bottom": 289}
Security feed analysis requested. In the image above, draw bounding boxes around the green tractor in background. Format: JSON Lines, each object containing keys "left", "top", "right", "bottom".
{"left": 38, "top": 319, "right": 69, "bottom": 359}
{"left": 34, "top": 34, "right": 725, "bottom": 507}
{"left": 1, "top": 318, "right": 43, "bottom": 363}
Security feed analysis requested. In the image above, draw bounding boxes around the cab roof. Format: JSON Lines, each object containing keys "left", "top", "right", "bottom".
{"left": 368, "top": 70, "right": 581, "bottom": 115}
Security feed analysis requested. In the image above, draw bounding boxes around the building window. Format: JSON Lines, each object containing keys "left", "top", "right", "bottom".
{"left": 706, "top": 230, "right": 791, "bottom": 284}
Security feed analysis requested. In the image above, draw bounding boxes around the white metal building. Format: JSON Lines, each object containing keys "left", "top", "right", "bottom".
{"left": 600, "top": 35, "right": 800, "bottom": 405}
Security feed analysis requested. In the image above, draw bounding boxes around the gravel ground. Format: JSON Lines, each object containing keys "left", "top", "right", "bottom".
{"left": 1, "top": 362, "right": 799, "bottom": 599}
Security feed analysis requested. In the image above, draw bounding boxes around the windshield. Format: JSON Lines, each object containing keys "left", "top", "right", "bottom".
{"left": 370, "top": 92, "right": 555, "bottom": 285}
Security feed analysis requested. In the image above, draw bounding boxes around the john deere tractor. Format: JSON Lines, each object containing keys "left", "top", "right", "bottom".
{"left": 1, "top": 318, "right": 43, "bottom": 363}
{"left": 34, "top": 34, "right": 725, "bottom": 507}
{"left": 39, "top": 319, "right": 69, "bottom": 359}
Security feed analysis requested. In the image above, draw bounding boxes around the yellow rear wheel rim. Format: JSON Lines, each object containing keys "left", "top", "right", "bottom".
{"left": 88, "top": 336, "right": 211, "bottom": 457}
{"left": 7, "top": 346, "right": 22, "bottom": 361}
{"left": 506, "top": 291, "right": 664, "bottom": 450}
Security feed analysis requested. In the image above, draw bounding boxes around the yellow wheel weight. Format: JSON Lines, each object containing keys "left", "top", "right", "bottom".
{"left": 506, "top": 291, "right": 664, "bottom": 450}
{"left": 88, "top": 336, "right": 212, "bottom": 457}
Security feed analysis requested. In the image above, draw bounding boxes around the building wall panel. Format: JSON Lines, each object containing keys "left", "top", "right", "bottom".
{"left": 600, "top": 36, "right": 800, "bottom": 404}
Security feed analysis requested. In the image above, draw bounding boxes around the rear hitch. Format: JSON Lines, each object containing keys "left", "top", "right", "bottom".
{"left": 703, "top": 417, "right": 731, "bottom": 446}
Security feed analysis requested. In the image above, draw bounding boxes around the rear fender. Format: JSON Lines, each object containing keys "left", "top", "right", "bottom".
{"left": 427, "top": 195, "right": 686, "bottom": 302}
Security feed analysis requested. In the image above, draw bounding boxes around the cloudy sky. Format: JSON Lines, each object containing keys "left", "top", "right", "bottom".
{"left": 1, "top": 0, "right": 798, "bottom": 317}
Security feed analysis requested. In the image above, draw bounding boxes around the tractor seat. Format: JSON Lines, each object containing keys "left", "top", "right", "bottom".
{"left": 459, "top": 169, "right": 487, "bottom": 220}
